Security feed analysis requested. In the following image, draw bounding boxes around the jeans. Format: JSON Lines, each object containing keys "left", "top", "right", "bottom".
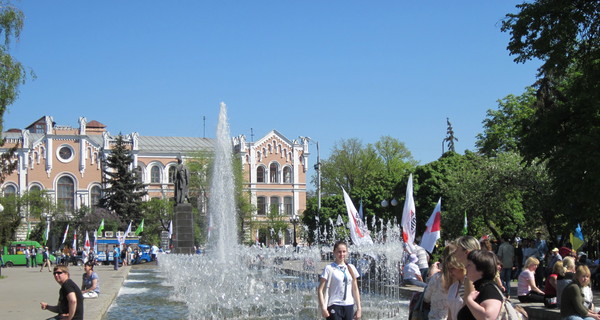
{"left": 501, "top": 267, "right": 512, "bottom": 295}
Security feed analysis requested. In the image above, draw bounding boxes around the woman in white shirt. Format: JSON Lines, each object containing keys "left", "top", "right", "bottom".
{"left": 317, "top": 240, "right": 362, "bottom": 320}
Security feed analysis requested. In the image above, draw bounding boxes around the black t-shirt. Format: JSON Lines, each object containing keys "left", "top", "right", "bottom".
{"left": 58, "top": 278, "right": 84, "bottom": 320}
{"left": 457, "top": 279, "right": 504, "bottom": 320}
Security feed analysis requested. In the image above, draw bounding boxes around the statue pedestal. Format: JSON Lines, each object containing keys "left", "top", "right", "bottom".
{"left": 173, "top": 203, "right": 195, "bottom": 254}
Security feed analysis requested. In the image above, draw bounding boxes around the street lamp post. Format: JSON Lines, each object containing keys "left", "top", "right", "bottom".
{"left": 290, "top": 214, "right": 300, "bottom": 248}
{"left": 0, "top": 203, "right": 4, "bottom": 276}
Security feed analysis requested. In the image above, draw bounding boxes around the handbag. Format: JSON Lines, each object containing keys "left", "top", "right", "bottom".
{"left": 408, "top": 289, "right": 430, "bottom": 320}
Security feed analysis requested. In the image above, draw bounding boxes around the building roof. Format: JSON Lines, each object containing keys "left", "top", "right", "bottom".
{"left": 87, "top": 120, "right": 106, "bottom": 128}
{"left": 137, "top": 136, "right": 214, "bottom": 153}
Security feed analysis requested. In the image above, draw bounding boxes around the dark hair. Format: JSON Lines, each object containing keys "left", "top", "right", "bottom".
{"left": 333, "top": 240, "right": 348, "bottom": 251}
{"left": 84, "top": 261, "right": 95, "bottom": 269}
{"left": 467, "top": 250, "right": 498, "bottom": 280}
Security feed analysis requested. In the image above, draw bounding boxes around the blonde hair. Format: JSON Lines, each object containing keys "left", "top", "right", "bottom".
{"left": 552, "top": 260, "right": 565, "bottom": 276}
{"left": 563, "top": 256, "right": 576, "bottom": 271}
{"left": 443, "top": 253, "right": 465, "bottom": 291}
{"left": 575, "top": 265, "right": 591, "bottom": 287}
{"left": 523, "top": 256, "right": 539, "bottom": 269}
{"left": 455, "top": 236, "right": 481, "bottom": 252}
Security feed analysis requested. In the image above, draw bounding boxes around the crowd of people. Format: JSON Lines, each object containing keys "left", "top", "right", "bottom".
{"left": 398, "top": 234, "right": 600, "bottom": 320}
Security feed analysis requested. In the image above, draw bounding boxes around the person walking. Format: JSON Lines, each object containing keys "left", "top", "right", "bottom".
{"left": 30, "top": 245, "right": 38, "bottom": 268}
{"left": 24, "top": 246, "right": 30, "bottom": 268}
{"left": 40, "top": 265, "right": 84, "bottom": 320}
{"left": 497, "top": 235, "right": 514, "bottom": 296}
{"left": 317, "top": 240, "right": 362, "bottom": 320}
{"left": 40, "top": 247, "right": 52, "bottom": 272}
{"left": 113, "top": 245, "right": 119, "bottom": 270}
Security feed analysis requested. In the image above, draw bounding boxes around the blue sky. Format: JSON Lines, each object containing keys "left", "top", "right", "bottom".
{"left": 4, "top": 1, "right": 539, "bottom": 171}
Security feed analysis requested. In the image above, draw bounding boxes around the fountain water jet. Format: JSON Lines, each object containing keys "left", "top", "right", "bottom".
{"left": 159, "top": 103, "right": 410, "bottom": 319}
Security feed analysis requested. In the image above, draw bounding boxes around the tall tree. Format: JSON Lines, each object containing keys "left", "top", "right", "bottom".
{"left": 502, "top": 0, "right": 600, "bottom": 229}
{"left": 475, "top": 88, "right": 536, "bottom": 157}
{"left": 98, "top": 134, "right": 147, "bottom": 224}
{"left": 0, "top": 2, "right": 34, "bottom": 182}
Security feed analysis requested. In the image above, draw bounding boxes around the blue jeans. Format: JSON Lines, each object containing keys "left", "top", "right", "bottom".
{"left": 501, "top": 267, "right": 512, "bottom": 295}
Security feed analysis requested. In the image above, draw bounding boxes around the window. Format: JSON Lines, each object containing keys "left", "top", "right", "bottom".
{"left": 168, "top": 166, "right": 176, "bottom": 183}
{"left": 3, "top": 185, "right": 17, "bottom": 196}
{"left": 284, "top": 196, "right": 293, "bottom": 216}
{"left": 151, "top": 166, "right": 161, "bottom": 183}
{"left": 257, "top": 166, "right": 265, "bottom": 183}
{"left": 57, "top": 176, "right": 75, "bottom": 213}
{"left": 270, "top": 196, "right": 280, "bottom": 215}
{"left": 283, "top": 167, "right": 292, "bottom": 183}
{"left": 257, "top": 197, "right": 266, "bottom": 215}
{"left": 269, "top": 163, "right": 279, "bottom": 183}
{"left": 90, "top": 186, "right": 101, "bottom": 212}
{"left": 29, "top": 185, "right": 42, "bottom": 193}
{"left": 57, "top": 145, "right": 75, "bottom": 163}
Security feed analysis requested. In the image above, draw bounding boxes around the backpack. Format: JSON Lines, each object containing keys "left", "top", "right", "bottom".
{"left": 491, "top": 284, "right": 528, "bottom": 320}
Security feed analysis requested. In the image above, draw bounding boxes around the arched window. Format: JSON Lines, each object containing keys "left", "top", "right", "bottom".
{"left": 284, "top": 196, "right": 293, "bottom": 216}
{"left": 269, "top": 163, "right": 279, "bottom": 183}
{"left": 90, "top": 186, "right": 101, "bottom": 212}
{"left": 283, "top": 167, "right": 292, "bottom": 183}
{"left": 3, "top": 185, "right": 17, "bottom": 196}
{"left": 151, "top": 166, "right": 161, "bottom": 183}
{"left": 270, "top": 196, "right": 279, "bottom": 215}
{"left": 29, "top": 185, "right": 42, "bottom": 193}
{"left": 257, "top": 166, "right": 265, "bottom": 183}
{"left": 168, "top": 166, "right": 176, "bottom": 183}
{"left": 57, "top": 176, "right": 75, "bottom": 213}
{"left": 257, "top": 197, "right": 266, "bottom": 215}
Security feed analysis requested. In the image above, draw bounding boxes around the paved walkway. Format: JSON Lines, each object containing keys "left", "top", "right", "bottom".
{"left": 0, "top": 264, "right": 130, "bottom": 320}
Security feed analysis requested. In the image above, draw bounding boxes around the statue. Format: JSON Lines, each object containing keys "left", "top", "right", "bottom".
{"left": 174, "top": 158, "right": 190, "bottom": 204}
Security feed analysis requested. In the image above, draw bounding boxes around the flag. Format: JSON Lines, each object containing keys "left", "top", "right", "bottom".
{"left": 570, "top": 223, "right": 585, "bottom": 251}
{"left": 72, "top": 230, "right": 77, "bottom": 251}
{"left": 336, "top": 214, "right": 343, "bottom": 226}
{"left": 420, "top": 198, "right": 442, "bottom": 253}
{"left": 401, "top": 174, "right": 416, "bottom": 252}
{"left": 358, "top": 199, "right": 364, "bottom": 222}
{"left": 342, "top": 188, "right": 373, "bottom": 246}
{"left": 168, "top": 220, "right": 173, "bottom": 239}
{"left": 97, "top": 219, "right": 104, "bottom": 237}
{"left": 62, "top": 224, "right": 69, "bottom": 244}
{"left": 43, "top": 220, "right": 50, "bottom": 245}
{"left": 94, "top": 229, "right": 98, "bottom": 252}
{"left": 135, "top": 219, "right": 144, "bottom": 236}
{"left": 462, "top": 211, "right": 468, "bottom": 236}
{"left": 84, "top": 231, "right": 91, "bottom": 250}
{"left": 120, "top": 221, "right": 132, "bottom": 245}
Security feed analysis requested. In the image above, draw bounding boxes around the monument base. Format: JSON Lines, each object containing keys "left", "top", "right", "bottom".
{"left": 173, "top": 203, "right": 195, "bottom": 254}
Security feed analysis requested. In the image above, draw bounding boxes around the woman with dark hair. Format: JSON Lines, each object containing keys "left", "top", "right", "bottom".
{"left": 81, "top": 261, "right": 100, "bottom": 299}
{"left": 560, "top": 265, "right": 600, "bottom": 320}
{"left": 317, "top": 240, "right": 362, "bottom": 320}
{"left": 457, "top": 250, "right": 503, "bottom": 320}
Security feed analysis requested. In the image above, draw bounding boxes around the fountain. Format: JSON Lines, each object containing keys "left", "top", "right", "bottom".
{"left": 158, "top": 103, "right": 410, "bottom": 319}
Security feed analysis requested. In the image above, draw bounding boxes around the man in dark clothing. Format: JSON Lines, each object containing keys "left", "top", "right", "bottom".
{"left": 40, "top": 265, "right": 84, "bottom": 320}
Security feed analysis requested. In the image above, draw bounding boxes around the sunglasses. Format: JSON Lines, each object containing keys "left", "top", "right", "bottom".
{"left": 53, "top": 271, "right": 64, "bottom": 275}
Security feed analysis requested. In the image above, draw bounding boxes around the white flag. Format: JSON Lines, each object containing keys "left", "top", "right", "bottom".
{"left": 420, "top": 198, "right": 442, "bottom": 254}
{"left": 342, "top": 188, "right": 373, "bottom": 246}
{"left": 62, "top": 224, "right": 69, "bottom": 244}
{"left": 168, "top": 220, "right": 173, "bottom": 239}
{"left": 401, "top": 174, "right": 416, "bottom": 253}
{"left": 120, "top": 221, "right": 132, "bottom": 245}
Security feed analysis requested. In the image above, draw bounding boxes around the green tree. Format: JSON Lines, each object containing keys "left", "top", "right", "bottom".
{"left": 475, "top": 88, "right": 536, "bottom": 156}
{"left": 0, "top": 2, "right": 34, "bottom": 182}
{"left": 140, "top": 198, "right": 173, "bottom": 245}
{"left": 98, "top": 134, "right": 147, "bottom": 225}
{"left": 502, "top": 0, "right": 600, "bottom": 231}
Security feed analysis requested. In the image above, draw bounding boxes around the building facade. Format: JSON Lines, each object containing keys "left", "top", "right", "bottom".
{"left": 1, "top": 116, "right": 308, "bottom": 244}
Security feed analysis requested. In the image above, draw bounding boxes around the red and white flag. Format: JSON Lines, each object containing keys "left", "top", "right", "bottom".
{"left": 84, "top": 231, "right": 91, "bottom": 250}
{"left": 72, "top": 230, "right": 77, "bottom": 251}
{"left": 401, "top": 174, "right": 416, "bottom": 253}
{"left": 342, "top": 188, "right": 373, "bottom": 246}
{"left": 62, "top": 224, "right": 69, "bottom": 244}
{"left": 420, "top": 198, "right": 442, "bottom": 253}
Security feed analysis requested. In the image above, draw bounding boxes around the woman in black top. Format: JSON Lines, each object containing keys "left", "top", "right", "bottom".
{"left": 457, "top": 250, "right": 504, "bottom": 320}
